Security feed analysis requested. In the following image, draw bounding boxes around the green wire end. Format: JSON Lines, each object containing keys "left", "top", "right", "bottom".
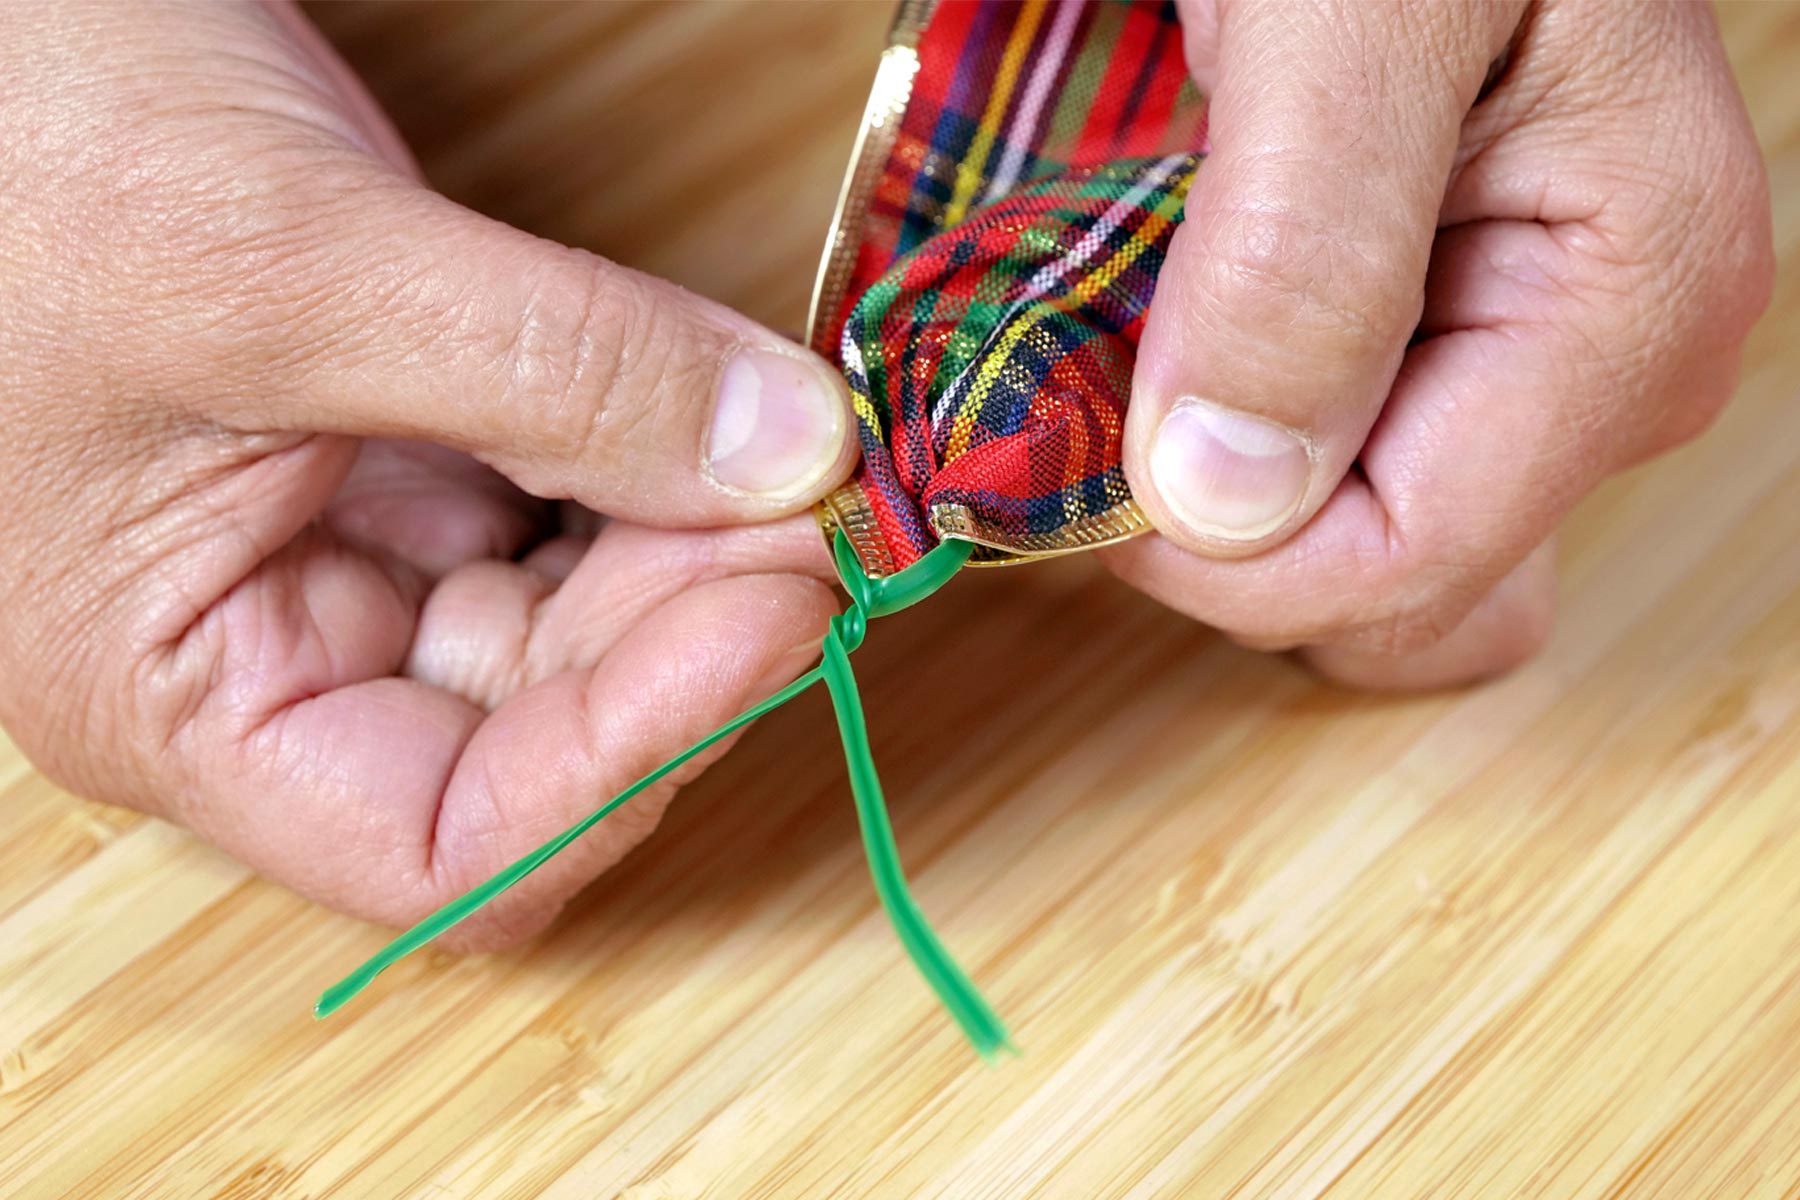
{"left": 313, "top": 531, "right": 1015, "bottom": 1059}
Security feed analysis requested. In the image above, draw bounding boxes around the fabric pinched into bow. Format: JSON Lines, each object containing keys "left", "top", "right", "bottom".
{"left": 816, "top": 0, "right": 1209, "bottom": 576}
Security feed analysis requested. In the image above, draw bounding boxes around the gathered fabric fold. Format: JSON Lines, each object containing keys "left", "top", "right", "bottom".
{"left": 815, "top": 0, "right": 1209, "bottom": 576}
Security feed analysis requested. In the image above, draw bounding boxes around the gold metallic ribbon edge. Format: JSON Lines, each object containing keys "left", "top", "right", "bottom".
{"left": 809, "top": 0, "right": 932, "bottom": 580}
{"left": 804, "top": 0, "right": 936, "bottom": 361}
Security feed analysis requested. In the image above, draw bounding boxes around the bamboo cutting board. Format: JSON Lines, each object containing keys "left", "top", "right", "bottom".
{"left": 4, "top": 3, "right": 1800, "bottom": 1196}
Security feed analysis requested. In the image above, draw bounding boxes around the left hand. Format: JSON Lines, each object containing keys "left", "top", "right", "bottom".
{"left": 0, "top": 1, "right": 853, "bottom": 948}
{"left": 1108, "top": 0, "right": 1773, "bottom": 689}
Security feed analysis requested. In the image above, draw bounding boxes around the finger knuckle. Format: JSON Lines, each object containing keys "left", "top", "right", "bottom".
{"left": 511, "top": 258, "right": 633, "bottom": 457}
{"left": 1590, "top": 88, "right": 1771, "bottom": 347}
{"left": 1202, "top": 202, "right": 1416, "bottom": 360}
{"left": 1647, "top": 379, "right": 1737, "bottom": 458}
{"left": 1688, "top": 142, "right": 1776, "bottom": 341}
{"left": 1497, "top": 588, "right": 1557, "bottom": 673}
{"left": 1584, "top": 160, "right": 1767, "bottom": 463}
{"left": 1342, "top": 549, "right": 1488, "bottom": 659}
{"left": 1211, "top": 544, "right": 1389, "bottom": 649}
{"left": 511, "top": 261, "right": 715, "bottom": 476}
{"left": 1358, "top": 593, "right": 1466, "bottom": 659}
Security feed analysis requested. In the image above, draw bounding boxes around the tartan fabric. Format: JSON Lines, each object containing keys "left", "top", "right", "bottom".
{"left": 818, "top": 0, "right": 1209, "bottom": 575}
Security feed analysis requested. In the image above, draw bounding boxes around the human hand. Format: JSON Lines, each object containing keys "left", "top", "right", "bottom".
{"left": 0, "top": 2, "right": 855, "bottom": 946}
{"left": 1110, "top": 0, "right": 1773, "bottom": 689}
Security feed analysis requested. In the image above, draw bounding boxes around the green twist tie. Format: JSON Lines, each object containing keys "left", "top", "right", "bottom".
{"left": 314, "top": 530, "right": 1014, "bottom": 1060}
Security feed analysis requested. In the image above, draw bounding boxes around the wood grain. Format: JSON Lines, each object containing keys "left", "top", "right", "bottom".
{"left": 5, "top": 2, "right": 1800, "bottom": 1196}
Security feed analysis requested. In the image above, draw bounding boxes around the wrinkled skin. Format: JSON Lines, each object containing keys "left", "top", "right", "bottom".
{"left": 0, "top": 2, "right": 856, "bottom": 948}
{"left": 0, "top": 2, "right": 1772, "bottom": 948}
{"left": 1113, "top": 0, "right": 1773, "bottom": 689}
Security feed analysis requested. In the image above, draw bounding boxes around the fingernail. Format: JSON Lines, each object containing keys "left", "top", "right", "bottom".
{"left": 707, "top": 348, "right": 849, "bottom": 499}
{"left": 1149, "top": 399, "right": 1312, "bottom": 541}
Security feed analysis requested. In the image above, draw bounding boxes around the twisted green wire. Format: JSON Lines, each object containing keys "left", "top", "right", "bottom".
{"left": 314, "top": 531, "right": 1013, "bottom": 1059}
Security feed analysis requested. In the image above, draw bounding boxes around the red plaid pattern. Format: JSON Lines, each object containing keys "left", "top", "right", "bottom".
{"left": 815, "top": 0, "right": 1209, "bottom": 575}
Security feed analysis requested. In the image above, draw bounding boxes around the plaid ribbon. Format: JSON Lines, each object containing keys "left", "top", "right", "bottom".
{"left": 816, "top": 0, "right": 1210, "bottom": 576}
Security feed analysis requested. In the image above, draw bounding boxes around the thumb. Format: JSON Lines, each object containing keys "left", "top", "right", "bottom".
{"left": 1126, "top": 0, "right": 1521, "bottom": 555}
{"left": 221, "top": 168, "right": 856, "bottom": 526}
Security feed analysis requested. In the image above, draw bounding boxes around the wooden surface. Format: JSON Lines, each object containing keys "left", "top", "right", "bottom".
{"left": 5, "top": 2, "right": 1800, "bottom": 1196}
